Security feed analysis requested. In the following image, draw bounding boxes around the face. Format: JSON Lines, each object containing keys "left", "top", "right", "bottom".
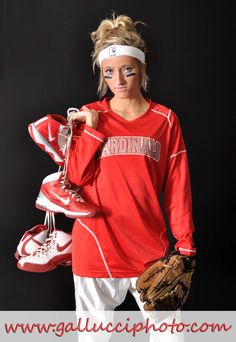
{"left": 101, "top": 56, "right": 141, "bottom": 99}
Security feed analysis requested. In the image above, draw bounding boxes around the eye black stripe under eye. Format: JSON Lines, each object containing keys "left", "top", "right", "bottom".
{"left": 104, "top": 75, "right": 113, "bottom": 79}
{"left": 126, "top": 73, "right": 136, "bottom": 77}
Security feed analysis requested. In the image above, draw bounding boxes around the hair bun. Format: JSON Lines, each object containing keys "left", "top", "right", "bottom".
{"left": 90, "top": 14, "right": 146, "bottom": 57}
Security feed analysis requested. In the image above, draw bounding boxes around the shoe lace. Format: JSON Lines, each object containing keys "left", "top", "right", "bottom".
{"left": 61, "top": 107, "right": 80, "bottom": 179}
{"left": 60, "top": 179, "right": 84, "bottom": 202}
{"left": 33, "top": 232, "right": 56, "bottom": 257}
{"left": 57, "top": 108, "right": 84, "bottom": 200}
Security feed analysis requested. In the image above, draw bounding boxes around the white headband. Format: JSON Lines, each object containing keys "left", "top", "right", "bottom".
{"left": 98, "top": 45, "right": 145, "bottom": 66}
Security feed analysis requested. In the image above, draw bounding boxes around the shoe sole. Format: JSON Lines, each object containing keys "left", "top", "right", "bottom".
{"left": 17, "top": 254, "right": 71, "bottom": 273}
{"left": 36, "top": 192, "right": 97, "bottom": 218}
{"left": 60, "top": 261, "right": 72, "bottom": 267}
{"left": 28, "top": 122, "right": 64, "bottom": 165}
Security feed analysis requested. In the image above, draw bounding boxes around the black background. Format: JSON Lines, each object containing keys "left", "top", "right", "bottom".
{"left": 1, "top": 0, "right": 235, "bottom": 310}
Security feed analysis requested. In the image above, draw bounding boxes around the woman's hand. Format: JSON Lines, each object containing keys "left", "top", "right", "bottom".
{"left": 68, "top": 106, "right": 99, "bottom": 130}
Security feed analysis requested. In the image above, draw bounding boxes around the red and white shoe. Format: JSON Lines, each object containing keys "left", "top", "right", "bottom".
{"left": 28, "top": 114, "right": 71, "bottom": 166}
{"left": 35, "top": 172, "right": 98, "bottom": 218}
{"left": 15, "top": 224, "right": 49, "bottom": 260}
{"left": 17, "top": 230, "right": 72, "bottom": 272}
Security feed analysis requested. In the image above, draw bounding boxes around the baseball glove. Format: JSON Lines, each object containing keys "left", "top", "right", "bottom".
{"left": 136, "top": 251, "right": 195, "bottom": 311}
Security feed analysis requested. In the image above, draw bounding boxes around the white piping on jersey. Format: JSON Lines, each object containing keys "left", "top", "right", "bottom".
{"left": 84, "top": 129, "right": 104, "bottom": 143}
{"left": 151, "top": 109, "right": 172, "bottom": 128}
{"left": 159, "top": 228, "right": 167, "bottom": 256}
{"left": 167, "top": 109, "right": 171, "bottom": 121}
{"left": 168, "top": 150, "right": 186, "bottom": 160}
{"left": 179, "top": 247, "right": 196, "bottom": 253}
{"left": 77, "top": 218, "right": 113, "bottom": 278}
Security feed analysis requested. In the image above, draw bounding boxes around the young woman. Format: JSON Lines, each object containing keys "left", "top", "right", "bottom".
{"left": 67, "top": 13, "right": 196, "bottom": 339}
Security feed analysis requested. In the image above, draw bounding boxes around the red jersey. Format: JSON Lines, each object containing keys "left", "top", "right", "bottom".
{"left": 68, "top": 97, "right": 196, "bottom": 278}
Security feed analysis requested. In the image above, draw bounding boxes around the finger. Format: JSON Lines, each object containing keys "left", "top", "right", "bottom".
{"left": 73, "top": 113, "right": 86, "bottom": 122}
{"left": 82, "top": 105, "right": 90, "bottom": 111}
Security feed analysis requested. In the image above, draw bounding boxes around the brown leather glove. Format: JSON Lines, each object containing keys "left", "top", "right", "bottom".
{"left": 136, "top": 251, "right": 196, "bottom": 311}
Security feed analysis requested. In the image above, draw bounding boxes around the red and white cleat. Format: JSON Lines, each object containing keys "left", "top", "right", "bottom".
{"left": 17, "top": 230, "right": 72, "bottom": 273}
{"left": 35, "top": 172, "right": 98, "bottom": 218}
{"left": 28, "top": 114, "right": 71, "bottom": 166}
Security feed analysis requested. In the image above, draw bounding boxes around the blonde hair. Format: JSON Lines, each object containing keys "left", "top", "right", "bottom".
{"left": 90, "top": 14, "right": 149, "bottom": 97}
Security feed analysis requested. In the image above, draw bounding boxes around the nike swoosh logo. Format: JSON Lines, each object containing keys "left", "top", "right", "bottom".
{"left": 57, "top": 240, "right": 72, "bottom": 252}
{"left": 48, "top": 124, "right": 56, "bottom": 142}
{"left": 51, "top": 191, "right": 70, "bottom": 206}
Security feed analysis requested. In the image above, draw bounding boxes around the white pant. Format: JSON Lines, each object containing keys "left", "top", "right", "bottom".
{"left": 73, "top": 275, "right": 185, "bottom": 342}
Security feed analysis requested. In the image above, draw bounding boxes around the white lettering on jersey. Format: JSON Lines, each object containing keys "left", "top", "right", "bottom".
{"left": 97, "top": 136, "right": 161, "bottom": 161}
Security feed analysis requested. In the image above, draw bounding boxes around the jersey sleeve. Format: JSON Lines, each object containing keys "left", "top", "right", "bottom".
{"left": 67, "top": 123, "right": 106, "bottom": 186}
{"left": 162, "top": 111, "right": 196, "bottom": 257}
